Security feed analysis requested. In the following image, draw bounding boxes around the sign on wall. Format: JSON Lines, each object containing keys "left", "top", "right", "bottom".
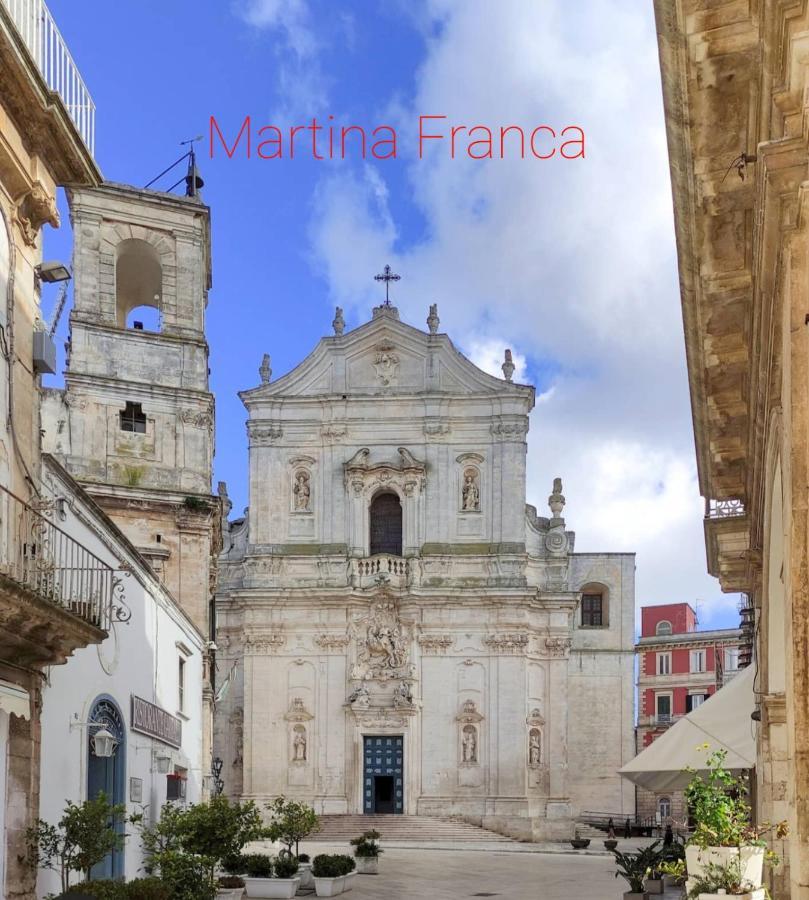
{"left": 130, "top": 695, "right": 182, "bottom": 748}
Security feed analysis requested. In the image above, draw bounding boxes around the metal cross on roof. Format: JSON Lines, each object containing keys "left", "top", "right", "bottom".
{"left": 374, "top": 264, "right": 401, "bottom": 305}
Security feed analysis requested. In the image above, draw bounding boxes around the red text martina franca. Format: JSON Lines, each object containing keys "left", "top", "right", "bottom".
{"left": 209, "top": 115, "right": 585, "bottom": 161}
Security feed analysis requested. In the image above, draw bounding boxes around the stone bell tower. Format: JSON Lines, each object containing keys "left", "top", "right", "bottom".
{"left": 42, "top": 181, "right": 219, "bottom": 639}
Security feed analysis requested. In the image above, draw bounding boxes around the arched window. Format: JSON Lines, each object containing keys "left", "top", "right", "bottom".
{"left": 116, "top": 238, "right": 162, "bottom": 328}
{"left": 369, "top": 492, "right": 402, "bottom": 556}
{"left": 656, "top": 621, "right": 673, "bottom": 636}
{"left": 125, "top": 305, "right": 161, "bottom": 332}
{"left": 658, "top": 797, "right": 671, "bottom": 821}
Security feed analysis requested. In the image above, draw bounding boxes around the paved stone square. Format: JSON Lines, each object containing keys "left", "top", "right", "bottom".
{"left": 296, "top": 845, "right": 682, "bottom": 900}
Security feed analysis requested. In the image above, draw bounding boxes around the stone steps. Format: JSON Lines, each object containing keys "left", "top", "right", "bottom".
{"left": 574, "top": 823, "right": 610, "bottom": 840}
{"left": 309, "top": 814, "right": 516, "bottom": 843}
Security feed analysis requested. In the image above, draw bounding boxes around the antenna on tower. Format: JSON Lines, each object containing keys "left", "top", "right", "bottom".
{"left": 144, "top": 136, "right": 205, "bottom": 197}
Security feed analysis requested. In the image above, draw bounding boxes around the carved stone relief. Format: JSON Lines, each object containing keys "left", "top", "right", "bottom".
{"left": 351, "top": 600, "right": 414, "bottom": 680}
{"left": 293, "top": 470, "right": 311, "bottom": 511}
{"left": 373, "top": 343, "right": 399, "bottom": 386}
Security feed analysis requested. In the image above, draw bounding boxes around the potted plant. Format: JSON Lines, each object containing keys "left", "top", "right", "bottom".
{"left": 266, "top": 855, "right": 301, "bottom": 899}
{"left": 265, "top": 797, "right": 320, "bottom": 858}
{"left": 659, "top": 858, "right": 686, "bottom": 889}
{"left": 570, "top": 827, "right": 590, "bottom": 850}
{"left": 337, "top": 855, "right": 356, "bottom": 892}
{"left": 296, "top": 853, "right": 314, "bottom": 890}
{"left": 684, "top": 747, "right": 787, "bottom": 891}
{"left": 685, "top": 858, "right": 766, "bottom": 899}
{"left": 241, "top": 854, "right": 276, "bottom": 898}
{"left": 612, "top": 846, "right": 657, "bottom": 900}
{"left": 350, "top": 830, "right": 382, "bottom": 874}
{"left": 217, "top": 875, "right": 246, "bottom": 899}
{"left": 313, "top": 854, "right": 344, "bottom": 897}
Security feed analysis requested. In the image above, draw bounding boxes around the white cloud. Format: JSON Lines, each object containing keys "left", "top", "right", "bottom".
{"left": 302, "top": 0, "right": 735, "bottom": 623}
{"left": 465, "top": 339, "right": 527, "bottom": 384}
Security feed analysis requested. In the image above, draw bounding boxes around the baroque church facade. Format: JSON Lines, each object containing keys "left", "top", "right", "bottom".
{"left": 214, "top": 301, "right": 636, "bottom": 840}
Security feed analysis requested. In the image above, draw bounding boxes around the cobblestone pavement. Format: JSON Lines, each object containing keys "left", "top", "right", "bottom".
{"left": 294, "top": 844, "right": 684, "bottom": 900}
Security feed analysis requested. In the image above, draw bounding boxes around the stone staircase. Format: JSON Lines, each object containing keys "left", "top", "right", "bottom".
{"left": 574, "top": 823, "right": 609, "bottom": 840}
{"left": 309, "top": 814, "right": 516, "bottom": 843}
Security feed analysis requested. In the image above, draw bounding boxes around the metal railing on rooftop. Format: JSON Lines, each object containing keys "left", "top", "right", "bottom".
{"left": 705, "top": 497, "right": 746, "bottom": 519}
{"left": 0, "top": 483, "right": 116, "bottom": 631}
{"left": 1, "top": 0, "right": 95, "bottom": 154}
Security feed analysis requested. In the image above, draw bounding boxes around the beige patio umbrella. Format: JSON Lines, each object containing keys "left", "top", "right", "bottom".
{"left": 619, "top": 663, "right": 756, "bottom": 792}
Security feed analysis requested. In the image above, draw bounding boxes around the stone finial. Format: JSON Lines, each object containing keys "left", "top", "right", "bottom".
{"left": 548, "top": 477, "right": 565, "bottom": 520}
{"left": 218, "top": 480, "right": 232, "bottom": 518}
{"left": 259, "top": 353, "right": 272, "bottom": 384}
{"left": 427, "top": 304, "right": 440, "bottom": 335}
{"left": 502, "top": 349, "right": 515, "bottom": 382}
{"left": 333, "top": 307, "right": 345, "bottom": 335}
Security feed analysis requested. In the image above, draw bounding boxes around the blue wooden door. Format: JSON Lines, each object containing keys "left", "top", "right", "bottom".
{"left": 87, "top": 697, "right": 126, "bottom": 880}
{"left": 363, "top": 735, "right": 403, "bottom": 814}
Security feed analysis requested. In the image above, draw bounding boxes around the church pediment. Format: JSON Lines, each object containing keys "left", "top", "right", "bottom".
{"left": 239, "top": 311, "right": 534, "bottom": 405}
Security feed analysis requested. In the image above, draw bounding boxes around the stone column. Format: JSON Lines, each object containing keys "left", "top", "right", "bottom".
{"left": 543, "top": 642, "right": 572, "bottom": 840}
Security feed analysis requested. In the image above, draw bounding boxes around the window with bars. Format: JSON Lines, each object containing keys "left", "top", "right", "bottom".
{"left": 581, "top": 593, "right": 604, "bottom": 627}
{"left": 120, "top": 401, "right": 146, "bottom": 433}
{"left": 369, "top": 492, "right": 402, "bottom": 556}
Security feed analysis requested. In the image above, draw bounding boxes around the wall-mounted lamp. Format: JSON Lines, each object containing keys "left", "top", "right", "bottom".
{"left": 35, "top": 261, "right": 72, "bottom": 283}
{"left": 153, "top": 751, "right": 172, "bottom": 774}
{"left": 70, "top": 719, "right": 119, "bottom": 758}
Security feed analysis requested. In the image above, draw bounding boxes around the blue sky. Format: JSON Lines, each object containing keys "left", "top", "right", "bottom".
{"left": 41, "top": 0, "right": 739, "bottom": 628}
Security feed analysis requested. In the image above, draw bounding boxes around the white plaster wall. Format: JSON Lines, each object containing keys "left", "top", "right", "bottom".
{"left": 37, "top": 462, "right": 204, "bottom": 896}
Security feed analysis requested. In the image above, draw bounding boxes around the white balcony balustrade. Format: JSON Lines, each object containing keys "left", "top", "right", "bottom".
{"left": 1, "top": 0, "right": 95, "bottom": 154}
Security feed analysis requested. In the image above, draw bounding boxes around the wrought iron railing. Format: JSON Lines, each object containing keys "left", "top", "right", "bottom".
{"left": 705, "top": 497, "right": 746, "bottom": 519}
{"left": 0, "top": 483, "right": 116, "bottom": 631}
{"left": 0, "top": 0, "right": 95, "bottom": 154}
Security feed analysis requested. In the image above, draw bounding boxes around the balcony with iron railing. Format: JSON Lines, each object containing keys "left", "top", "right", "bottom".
{"left": 0, "top": 0, "right": 95, "bottom": 155}
{"left": 0, "top": 483, "right": 125, "bottom": 666}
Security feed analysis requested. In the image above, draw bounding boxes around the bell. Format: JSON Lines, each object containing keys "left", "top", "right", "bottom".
{"left": 185, "top": 151, "right": 204, "bottom": 197}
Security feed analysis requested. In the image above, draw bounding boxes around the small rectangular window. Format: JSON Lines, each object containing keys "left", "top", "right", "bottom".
{"left": 655, "top": 694, "right": 671, "bottom": 722}
{"left": 690, "top": 650, "right": 706, "bottom": 673}
{"left": 724, "top": 648, "right": 739, "bottom": 671}
{"left": 178, "top": 657, "right": 186, "bottom": 713}
{"left": 686, "top": 693, "right": 708, "bottom": 712}
{"left": 581, "top": 593, "right": 603, "bottom": 627}
{"left": 657, "top": 652, "right": 671, "bottom": 676}
{"left": 120, "top": 401, "right": 146, "bottom": 433}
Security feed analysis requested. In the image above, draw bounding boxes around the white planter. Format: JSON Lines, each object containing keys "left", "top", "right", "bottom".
{"left": 355, "top": 856, "right": 379, "bottom": 874}
{"left": 244, "top": 876, "right": 301, "bottom": 899}
{"left": 698, "top": 892, "right": 765, "bottom": 900}
{"left": 314, "top": 876, "right": 343, "bottom": 897}
{"left": 297, "top": 862, "right": 314, "bottom": 890}
{"left": 343, "top": 871, "right": 356, "bottom": 891}
{"left": 217, "top": 890, "right": 245, "bottom": 900}
{"left": 685, "top": 845, "right": 765, "bottom": 889}
{"left": 335, "top": 875, "right": 346, "bottom": 893}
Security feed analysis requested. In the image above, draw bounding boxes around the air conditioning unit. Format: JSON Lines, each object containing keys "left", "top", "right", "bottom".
{"left": 33, "top": 330, "right": 56, "bottom": 375}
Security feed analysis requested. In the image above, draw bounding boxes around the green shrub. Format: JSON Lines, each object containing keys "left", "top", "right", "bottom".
{"left": 242, "top": 854, "right": 273, "bottom": 878}
{"left": 62, "top": 878, "right": 171, "bottom": 899}
{"left": 125, "top": 879, "right": 171, "bottom": 900}
{"left": 297, "top": 853, "right": 310, "bottom": 863}
{"left": 312, "top": 855, "right": 342, "bottom": 878}
{"left": 273, "top": 856, "right": 299, "bottom": 879}
{"left": 156, "top": 851, "right": 215, "bottom": 900}
{"left": 336, "top": 855, "right": 355, "bottom": 874}
{"left": 217, "top": 875, "right": 245, "bottom": 889}
{"left": 220, "top": 852, "right": 245, "bottom": 875}
{"left": 63, "top": 882, "right": 126, "bottom": 899}
{"left": 350, "top": 830, "right": 382, "bottom": 858}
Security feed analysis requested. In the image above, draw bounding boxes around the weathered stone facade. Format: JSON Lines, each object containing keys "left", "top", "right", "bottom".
{"left": 655, "top": 1, "right": 809, "bottom": 895}
{"left": 0, "top": 3, "right": 100, "bottom": 896}
{"left": 41, "top": 181, "right": 221, "bottom": 790}
{"left": 214, "top": 303, "right": 635, "bottom": 840}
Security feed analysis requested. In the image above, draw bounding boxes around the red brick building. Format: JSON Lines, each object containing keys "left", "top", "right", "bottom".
{"left": 635, "top": 603, "right": 742, "bottom": 824}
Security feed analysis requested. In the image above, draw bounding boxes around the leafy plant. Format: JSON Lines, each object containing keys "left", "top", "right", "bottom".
{"left": 218, "top": 875, "right": 245, "bottom": 889}
{"left": 686, "top": 858, "right": 765, "bottom": 899}
{"left": 27, "top": 793, "right": 132, "bottom": 894}
{"left": 612, "top": 843, "right": 661, "bottom": 893}
{"left": 62, "top": 877, "right": 170, "bottom": 899}
{"left": 685, "top": 746, "right": 788, "bottom": 858}
{"left": 350, "top": 830, "right": 382, "bottom": 858}
{"left": 266, "top": 797, "right": 320, "bottom": 857}
{"left": 297, "top": 853, "right": 311, "bottom": 863}
{"left": 273, "top": 855, "right": 300, "bottom": 879}
{"left": 220, "top": 852, "right": 245, "bottom": 875}
{"left": 242, "top": 853, "right": 273, "bottom": 878}
{"left": 312, "top": 854, "right": 344, "bottom": 878}
{"left": 659, "top": 858, "right": 686, "bottom": 881}
{"left": 183, "top": 495, "right": 210, "bottom": 512}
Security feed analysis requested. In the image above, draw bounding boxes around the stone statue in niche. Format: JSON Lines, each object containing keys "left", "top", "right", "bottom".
{"left": 529, "top": 729, "right": 541, "bottom": 767}
{"left": 462, "top": 468, "right": 480, "bottom": 511}
{"left": 292, "top": 725, "right": 307, "bottom": 762}
{"left": 462, "top": 725, "right": 478, "bottom": 763}
{"left": 293, "top": 470, "right": 311, "bottom": 511}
